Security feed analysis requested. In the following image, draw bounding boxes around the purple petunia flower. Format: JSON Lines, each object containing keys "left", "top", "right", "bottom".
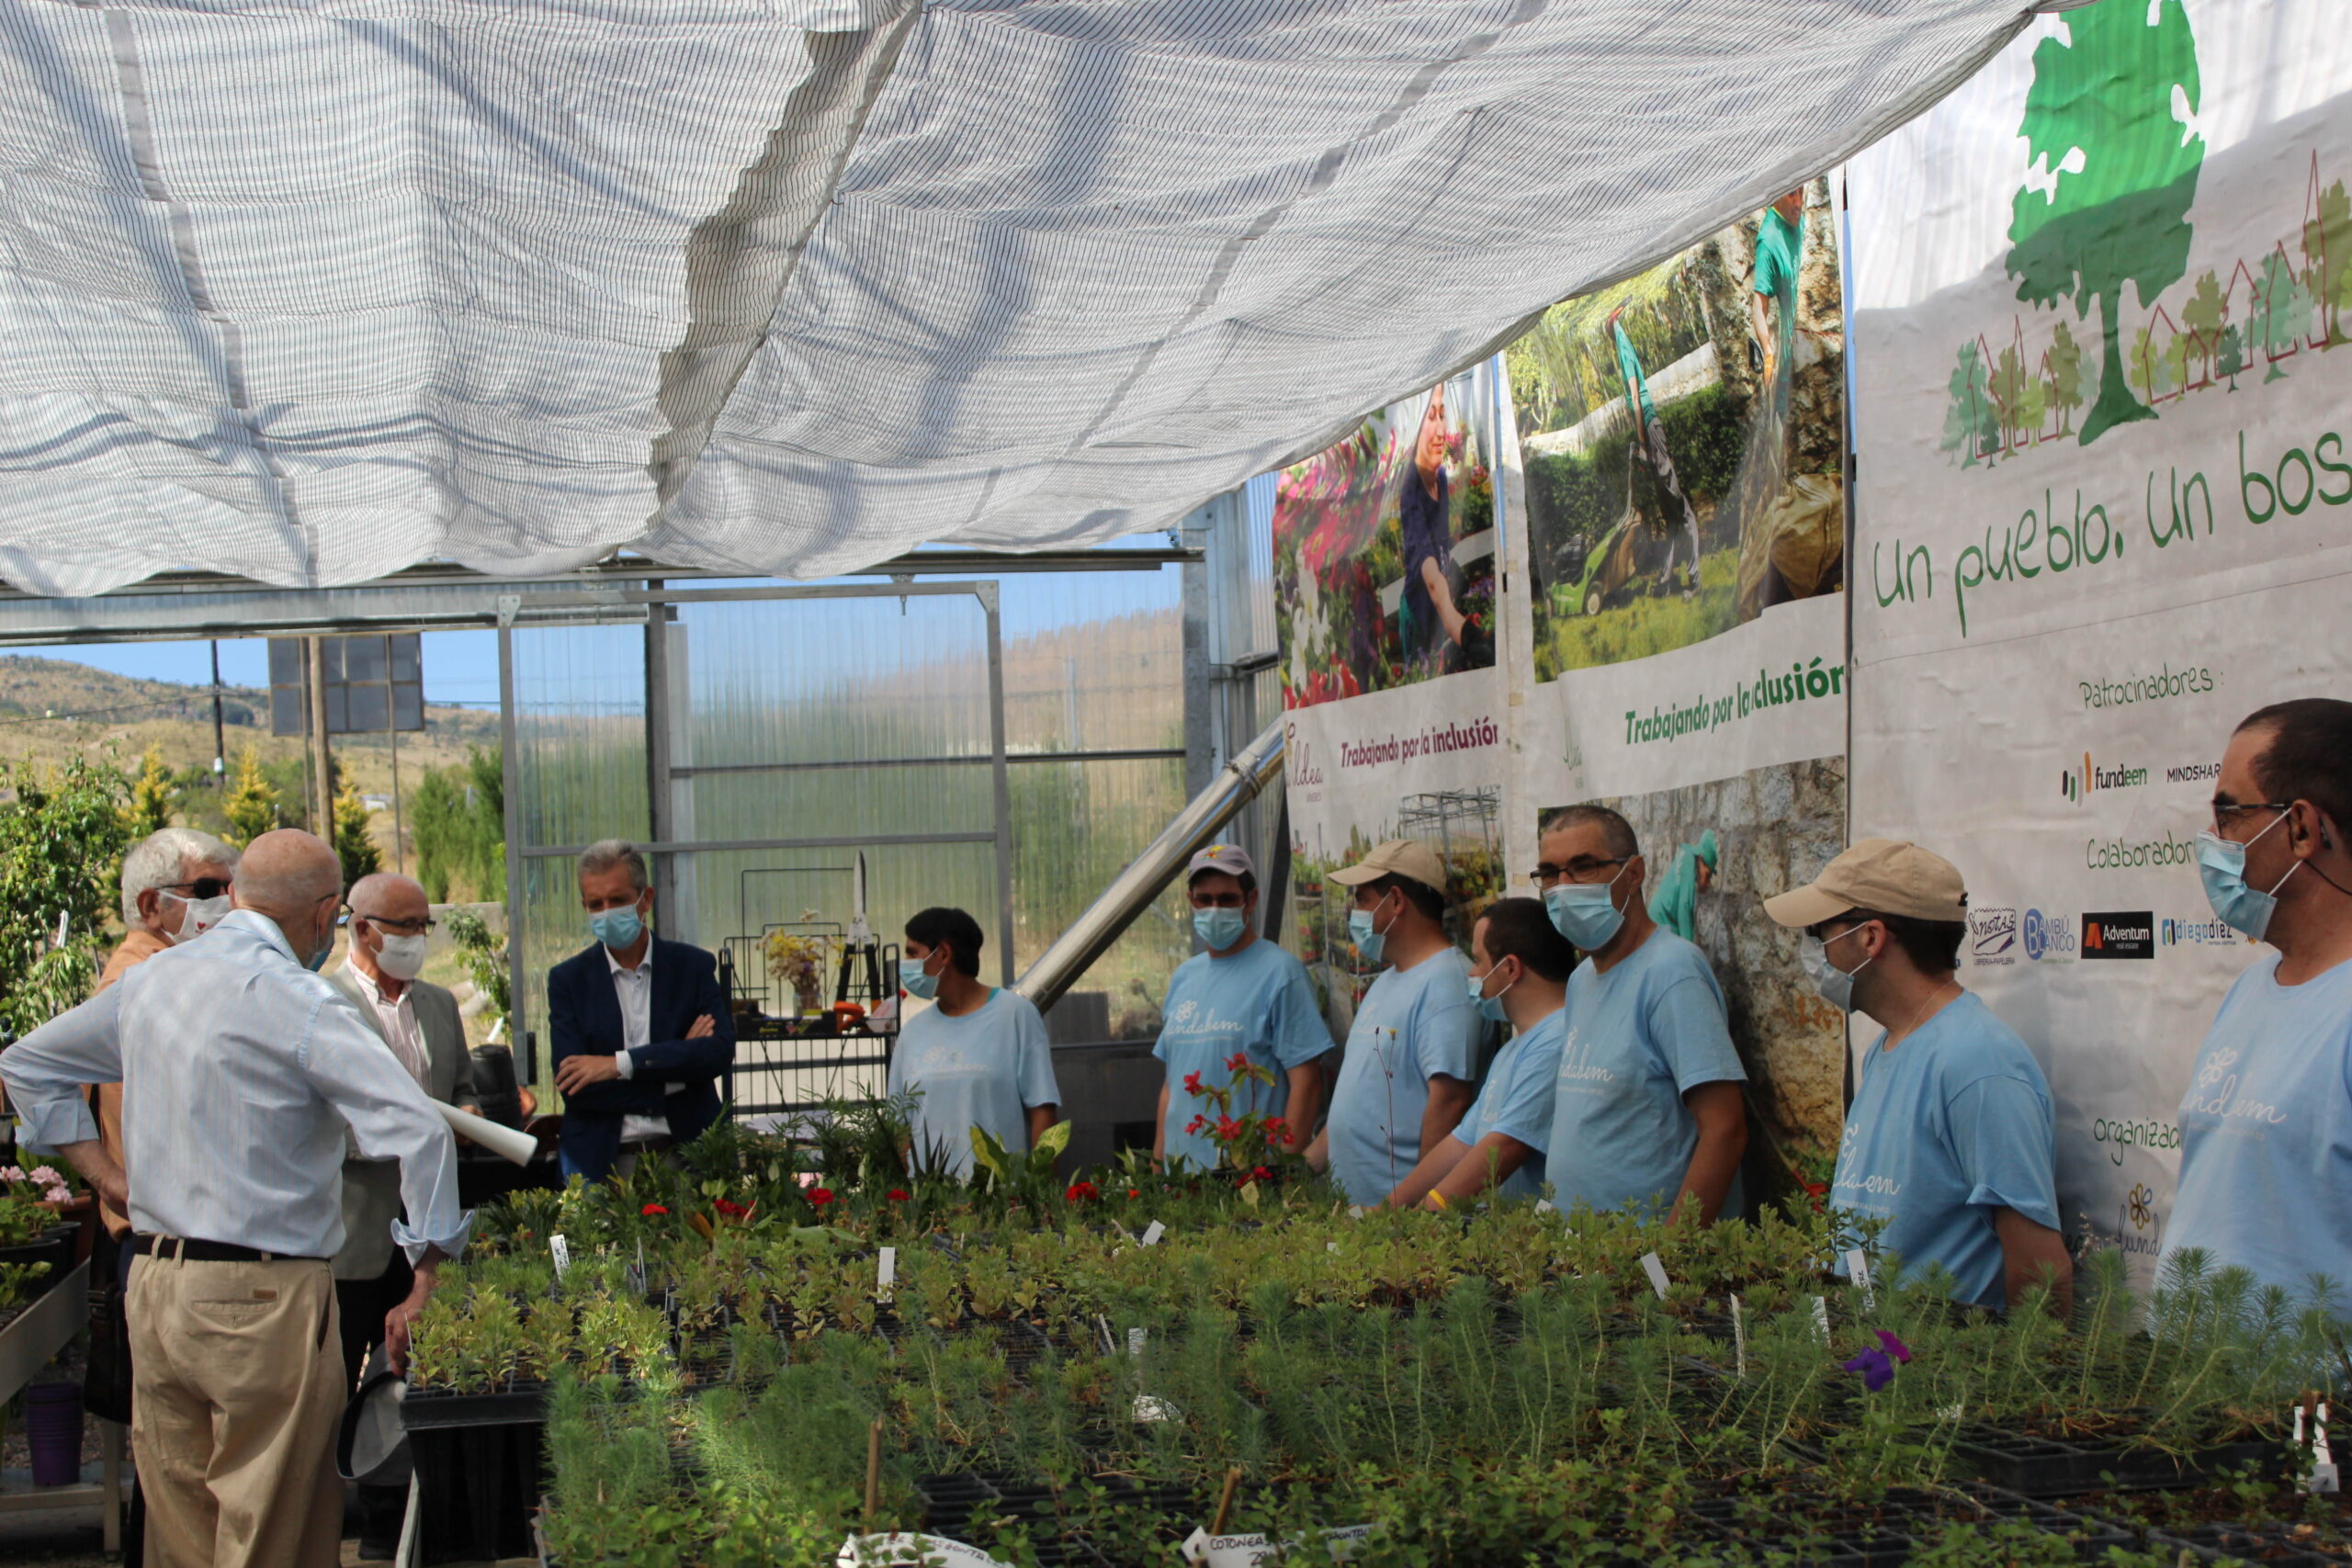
{"left": 1842, "top": 1348, "right": 1895, "bottom": 1392}
{"left": 1874, "top": 1330, "right": 1912, "bottom": 1364}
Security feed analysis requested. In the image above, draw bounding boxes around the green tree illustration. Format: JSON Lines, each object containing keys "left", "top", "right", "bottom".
{"left": 1939, "top": 342, "right": 2000, "bottom": 467}
{"left": 2256, "top": 250, "right": 2307, "bottom": 381}
{"left": 2127, "top": 325, "right": 2158, "bottom": 404}
{"left": 1990, "top": 344, "right": 2045, "bottom": 452}
{"left": 2178, "top": 268, "right": 2225, "bottom": 389}
{"left": 2007, "top": 0, "right": 2203, "bottom": 444}
{"left": 2047, "top": 318, "right": 2086, "bottom": 434}
{"left": 2303, "top": 177, "right": 2352, "bottom": 346}
{"left": 2216, "top": 321, "right": 2245, "bottom": 390}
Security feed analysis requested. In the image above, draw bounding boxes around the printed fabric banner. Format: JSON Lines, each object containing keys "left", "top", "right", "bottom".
{"left": 1276, "top": 361, "right": 1506, "bottom": 1020}
{"left": 1846, "top": 0, "right": 2352, "bottom": 1276}
{"left": 1506, "top": 180, "right": 1853, "bottom": 1168}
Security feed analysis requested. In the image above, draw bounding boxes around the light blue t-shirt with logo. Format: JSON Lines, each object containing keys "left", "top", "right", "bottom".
{"left": 1832, "top": 991, "right": 2060, "bottom": 1308}
{"left": 888, "top": 989, "right": 1062, "bottom": 1181}
{"left": 1154, "top": 939, "right": 1335, "bottom": 1170}
{"left": 1546, "top": 930, "right": 1746, "bottom": 1217}
{"left": 1327, "top": 947, "right": 1480, "bottom": 1206}
{"left": 1453, "top": 1008, "right": 1569, "bottom": 1200}
{"left": 2165, "top": 953, "right": 2352, "bottom": 1303}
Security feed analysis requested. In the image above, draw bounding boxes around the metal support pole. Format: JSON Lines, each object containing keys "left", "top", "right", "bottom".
{"left": 389, "top": 694, "right": 403, "bottom": 875}
{"left": 496, "top": 597, "right": 529, "bottom": 1078}
{"left": 980, "top": 583, "right": 1017, "bottom": 987}
{"left": 209, "top": 639, "right": 226, "bottom": 785}
{"left": 1180, "top": 519, "right": 1215, "bottom": 804}
{"left": 643, "top": 581, "right": 677, "bottom": 925}
{"left": 306, "top": 636, "right": 334, "bottom": 836}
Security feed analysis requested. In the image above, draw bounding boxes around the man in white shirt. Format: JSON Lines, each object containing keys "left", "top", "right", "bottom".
{"left": 328, "top": 872, "right": 478, "bottom": 1559}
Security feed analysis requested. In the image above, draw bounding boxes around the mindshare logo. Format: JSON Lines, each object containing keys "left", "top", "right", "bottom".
{"left": 1969, "top": 906, "right": 2018, "bottom": 965}
{"left": 2020, "top": 908, "right": 2076, "bottom": 962}
{"left": 2060, "top": 750, "right": 2149, "bottom": 802}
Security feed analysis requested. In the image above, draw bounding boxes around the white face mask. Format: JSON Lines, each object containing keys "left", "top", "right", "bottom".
{"left": 164, "top": 893, "right": 233, "bottom": 944}
{"left": 372, "top": 931, "right": 429, "bottom": 981}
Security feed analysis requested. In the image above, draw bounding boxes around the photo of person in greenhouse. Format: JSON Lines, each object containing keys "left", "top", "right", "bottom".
{"left": 888, "top": 906, "right": 1062, "bottom": 1180}
{"left": 1764, "top": 839, "right": 2070, "bottom": 1314}
{"left": 1274, "top": 372, "right": 1497, "bottom": 710}
{"left": 1510, "top": 177, "right": 1848, "bottom": 680}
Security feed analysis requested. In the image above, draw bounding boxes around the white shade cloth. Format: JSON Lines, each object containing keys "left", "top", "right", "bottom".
{"left": 0, "top": 0, "right": 2034, "bottom": 594}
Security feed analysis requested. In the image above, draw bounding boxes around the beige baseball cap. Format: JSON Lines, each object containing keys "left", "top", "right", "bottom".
{"left": 1762, "top": 838, "right": 1968, "bottom": 929}
{"left": 1330, "top": 838, "right": 1448, "bottom": 893}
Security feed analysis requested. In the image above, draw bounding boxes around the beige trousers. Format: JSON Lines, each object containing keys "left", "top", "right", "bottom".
{"left": 128, "top": 1251, "right": 346, "bottom": 1568}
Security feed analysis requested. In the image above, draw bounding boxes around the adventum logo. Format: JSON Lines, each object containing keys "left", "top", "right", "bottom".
{"left": 2082, "top": 910, "right": 2156, "bottom": 959}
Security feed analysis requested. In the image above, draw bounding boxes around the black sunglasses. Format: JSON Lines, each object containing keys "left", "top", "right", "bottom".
{"left": 163, "top": 877, "right": 232, "bottom": 902}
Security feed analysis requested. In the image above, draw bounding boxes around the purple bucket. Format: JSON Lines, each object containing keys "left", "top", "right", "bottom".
{"left": 25, "top": 1382, "right": 83, "bottom": 1486}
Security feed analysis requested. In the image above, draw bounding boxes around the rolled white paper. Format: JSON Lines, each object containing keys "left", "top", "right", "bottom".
{"left": 435, "top": 1100, "right": 538, "bottom": 1166}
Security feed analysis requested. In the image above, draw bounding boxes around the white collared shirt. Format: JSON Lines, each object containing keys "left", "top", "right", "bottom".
{"left": 606, "top": 943, "right": 683, "bottom": 1144}
{"left": 350, "top": 961, "right": 430, "bottom": 1093}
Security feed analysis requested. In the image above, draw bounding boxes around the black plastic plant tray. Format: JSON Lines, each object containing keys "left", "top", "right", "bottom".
{"left": 2146, "top": 1522, "right": 2351, "bottom": 1564}
{"left": 1949, "top": 1421, "right": 2279, "bottom": 1495}
{"left": 401, "top": 1384, "right": 549, "bottom": 1429}
{"left": 1685, "top": 1483, "right": 2129, "bottom": 1566}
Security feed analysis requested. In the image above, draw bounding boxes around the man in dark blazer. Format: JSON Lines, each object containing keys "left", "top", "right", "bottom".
{"left": 548, "top": 840, "right": 736, "bottom": 1182}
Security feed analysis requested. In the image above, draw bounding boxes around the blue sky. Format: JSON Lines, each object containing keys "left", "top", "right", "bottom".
{"left": 25, "top": 557, "right": 1185, "bottom": 710}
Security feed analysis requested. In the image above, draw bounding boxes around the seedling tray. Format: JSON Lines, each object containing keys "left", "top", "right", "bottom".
{"left": 1948, "top": 1420, "right": 2279, "bottom": 1495}
{"left": 401, "top": 1385, "right": 549, "bottom": 1429}
{"left": 1684, "top": 1483, "right": 2128, "bottom": 1567}
{"left": 2146, "top": 1521, "right": 2349, "bottom": 1564}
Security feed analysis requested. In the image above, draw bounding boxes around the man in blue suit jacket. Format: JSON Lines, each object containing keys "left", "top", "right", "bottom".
{"left": 548, "top": 840, "right": 737, "bottom": 1182}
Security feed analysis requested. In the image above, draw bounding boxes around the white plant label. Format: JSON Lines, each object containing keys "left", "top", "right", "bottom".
{"left": 1843, "top": 1249, "right": 1874, "bottom": 1311}
{"left": 1638, "top": 1252, "right": 1669, "bottom": 1300}
{"left": 1730, "top": 1294, "right": 1747, "bottom": 1380}
{"left": 1533, "top": 1199, "right": 1557, "bottom": 1215}
{"left": 1810, "top": 1296, "right": 1831, "bottom": 1343}
{"left": 1141, "top": 1221, "right": 1166, "bottom": 1247}
{"left": 877, "top": 1247, "right": 896, "bottom": 1289}
{"left": 1347, "top": 1206, "right": 1365, "bottom": 1220}
{"left": 838, "top": 1532, "right": 1009, "bottom": 1568}
{"left": 1181, "top": 1523, "right": 1374, "bottom": 1566}
{"left": 1326, "top": 1242, "right": 1340, "bottom": 1254}
{"left": 2296, "top": 1402, "right": 2338, "bottom": 1495}
{"left": 548, "top": 1234, "right": 571, "bottom": 1279}
{"left": 1133, "top": 1394, "right": 1182, "bottom": 1423}
{"left": 1127, "top": 1327, "right": 1148, "bottom": 1359}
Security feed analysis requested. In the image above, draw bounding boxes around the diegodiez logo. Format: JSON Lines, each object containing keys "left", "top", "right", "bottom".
{"left": 2162, "top": 915, "right": 2246, "bottom": 946}
{"left": 2082, "top": 910, "right": 2156, "bottom": 958}
{"left": 2022, "top": 908, "right": 2077, "bottom": 961}
{"left": 2060, "top": 751, "right": 2150, "bottom": 801}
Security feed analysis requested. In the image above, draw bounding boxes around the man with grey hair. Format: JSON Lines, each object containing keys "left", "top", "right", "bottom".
{"left": 0, "top": 829, "right": 468, "bottom": 1568}
{"left": 547, "top": 838, "right": 734, "bottom": 1180}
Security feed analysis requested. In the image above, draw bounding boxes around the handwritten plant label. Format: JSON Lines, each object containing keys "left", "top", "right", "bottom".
{"left": 548, "top": 1234, "right": 571, "bottom": 1279}
{"left": 1127, "top": 1327, "right": 1148, "bottom": 1359}
{"left": 1638, "top": 1252, "right": 1669, "bottom": 1300}
{"left": 2297, "top": 1402, "right": 2338, "bottom": 1495}
{"left": 1141, "top": 1221, "right": 1166, "bottom": 1247}
{"left": 1843, "top": 1248, "right": 1874, "bottom": 1311}
{"left": 1810, "top": 1295, "right": 1831, "bottom": 1344}
{"left": 838, "top": 1532, "right": 1010, "bottom": 1567}
{"left": 877, "top": 1247, "right": 897, "bottom": 1290}
{"left": 1181, "top": 1523, "right": 1374, "bottom": 1566}
{"left": 1730, "top": 1294, "right": 1747, "bottom": 1379}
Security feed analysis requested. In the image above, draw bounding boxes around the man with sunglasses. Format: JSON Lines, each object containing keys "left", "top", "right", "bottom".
{"left": 329, "top": 872, "right": 479, "bottom": 1558}
{"left": 2165, "top": 699, "right": 2352, "bottom": 1302}
{"left": 1765, "top": 840, "right": 2068, "bottom": 1313}
{"left": 1536, "top": 805, "right": 1747, "bottom": 1223}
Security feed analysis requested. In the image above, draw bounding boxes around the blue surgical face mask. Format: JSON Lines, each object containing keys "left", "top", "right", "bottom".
{"left": 1803, "top": 926, "right": 1873, "bottom": 1012}
{"left": 2197, "top": 813, "right": 2298, "bottom": 940}
{"left": 1348, "top": 891, "right": 1396, "bottom": 966}
{"left": 900, "top": 953, "right": 942, "bottom": 1001}
{"left": 1193, "top": 906, "right": 1248, "bottom": 952}
{"left": 589, "top": 903, "right": 645, "bottom": 952}
{"left": 1544, "top": 865, "right": 1629, "bottom": 952}
{"left": 1465, "top": 962, "right": 1514, "bottom": 1023}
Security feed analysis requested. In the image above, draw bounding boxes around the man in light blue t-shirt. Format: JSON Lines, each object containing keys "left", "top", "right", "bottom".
{"left": 1538, "top": 806, "right": 1747, "bottom": 1222}
{"left": 2165, "top": 700, "right": 2352, "bottom": 1304}
{"left": 1313, "top": 839, "right": 1481, "bottom": 1206}
{"left": 888, "top": 907, "right": 1061, "bottom": 1181}
{"left": 1766, "top": 839, "right": 2068, "bottom": 1312}
{"left": 1384, "top": 898, "right": 1576, "bottom": 1210}
{"left": 1154, "top": 844, "right": 1334, "bottom": 1171}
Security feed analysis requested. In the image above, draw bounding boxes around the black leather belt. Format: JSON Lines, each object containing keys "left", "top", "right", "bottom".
{"left": 132, "top": 1235, "right": 323, "bottom": 1264}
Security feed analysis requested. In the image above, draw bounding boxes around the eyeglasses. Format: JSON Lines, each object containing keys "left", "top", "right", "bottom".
{"left": 2211, "top": 799, "right": 2291, "bottom": 835}
{"left": 163, "top": 878, "right": 232, "bottom": 902}
{"left": 1526, "top": 856, "right": 1628, "bottom": 889}
{"left": 351, "top": 911, "right": 435, "bottom": 936}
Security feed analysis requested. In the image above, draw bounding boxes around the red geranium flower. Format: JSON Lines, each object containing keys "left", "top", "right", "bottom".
{"left": 1262, "top": 1118, "right": 1289, "bottom": 1141}
{"left": 1125, "top": 1189, "right": 1140, "bottom": 1200}
{"left": 887, "top": 1189, "right": 910, "bottom": 1202}
{"left": 713, "top": 1197, "right": 750, "bottom": 1218}
{"left": 1223, "top": 1052, "right": 1250, "bottom": 1074}
{"left": 1185, "top": 1115, "right": 1208, "bottom": 1136}
{"left": 1066, "top": 1181, "right": 1100, "bottom": 1203}
{"left": 1182, "top": 1071, "right": 1204, "bottom": 1096}
{"left": 1215, "top": 1115, "right": 1243, "bottom": 1144}
{"left": 1250, "top": 1166, "right": 1273, "bottom": 1182}
{"left": 640, "top": 1203, "right": 669, "bottom": 1217}
{"left": 807, "top": 1188, "right": 835, "bottom": 1208}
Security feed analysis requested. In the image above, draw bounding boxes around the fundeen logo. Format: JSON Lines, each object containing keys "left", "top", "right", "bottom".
{"left": 2060, "top": 751, "right": 2150, "bottom": 801}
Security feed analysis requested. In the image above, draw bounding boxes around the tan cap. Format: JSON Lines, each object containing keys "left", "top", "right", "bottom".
{"left": 1330, "top": 838, "right": 1448, "bottom": 893}
{"left": 1762, "top": 838, "right": 1968, "bottom": 929}
{"left": 1186, "top": 843, "right": 1255, "bottom": 881}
